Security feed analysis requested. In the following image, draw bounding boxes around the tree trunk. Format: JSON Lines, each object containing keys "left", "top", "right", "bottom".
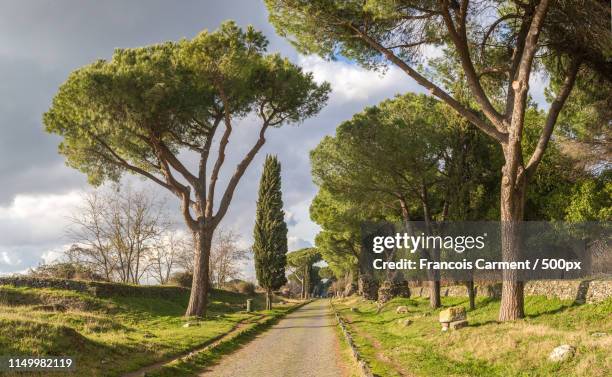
{"left": 498, "top": 165, "right": 527, "bottom": 321}
{"left": 303, "top": 265, "right": 311, "bottom": 299}
{"left": 466, "top": 280, "right": 475, "bottom": 310}
{"left": 430, "top": 280, "right": 441, "bottom": 308}
{"left": 266, "top": 289, "right": 273, "bottom": 310}
{"left": 185, "top": 227, "right": 212, "bottom": 317}
{"left": 421, "top": 186, "right": 441, "bottom": 309}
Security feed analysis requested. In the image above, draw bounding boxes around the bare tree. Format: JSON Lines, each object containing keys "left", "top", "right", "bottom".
{"left": 66, "top": 191, "right": 116, "bottom": 281}
{"left": 149, "top": 230, "right": 191, "bottom": 285}
{"left": 209, "top": 229, "right": 247, "bottom": 287}
{"left": 67, "top": 185, "right": 169, "bottom": 284}
{"left": 108, "top": 186, "right": 169, "bottom": 284}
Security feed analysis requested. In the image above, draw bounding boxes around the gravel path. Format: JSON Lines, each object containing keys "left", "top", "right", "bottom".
{"left": 199, "top": 300, "right": 348, "bottom": 377}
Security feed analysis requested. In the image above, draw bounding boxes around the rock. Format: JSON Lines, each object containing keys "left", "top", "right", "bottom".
{"left": 441, "top": 322, "right": 449, "bottom": 331}
{"left": 182, "top": 322, "right": 200, "bottom": 328}
{"left": 548, "top": 345, "right": 575, "bottom": 362}
{"left": 591, "top": 332, "right": 607, "bottom": 337}
{"left": 396, "top": 306, "right": 409, "bottom": 314}
{"left": 350, "top": 307, "right": 358, "bottom": 312}
{"left": 397, "top": 318, "right": 412, "bottom": 327}
{"left": 439, "top": 306, "right": 466, "bottom": 323}
{"left": 449, "top": 320, "right": 468, "bottom": 330}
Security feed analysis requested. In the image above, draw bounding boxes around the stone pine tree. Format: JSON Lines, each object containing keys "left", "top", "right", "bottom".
{"left": 253, "top": 155, "right": 288, "bottom": 310}
{"left": 43, "top": 22, "right": 329, "bottom": 318}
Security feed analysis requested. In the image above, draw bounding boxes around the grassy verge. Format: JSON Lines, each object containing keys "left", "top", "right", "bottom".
{"left": 332, "top": 295, "right": 611, "bottom": 377}
{"left": 146, "top": 301, "right": 309, "bottom": 377}
{"left": 0, "top": 283, "right": 300, "bottom": 377}
{"left": 331, "top": 304, "right": 369, "bottom": 377}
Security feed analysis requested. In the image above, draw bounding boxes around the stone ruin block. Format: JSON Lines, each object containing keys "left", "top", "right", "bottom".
{"left": 439, "top": 306, "right": 468, "bottom": 331}
{"left": 439, "top": 306, "right": 467, "bottom": 323}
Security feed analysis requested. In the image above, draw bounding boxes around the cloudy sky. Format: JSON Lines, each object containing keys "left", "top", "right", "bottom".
{"left": 0, "top": 1, "right": 547, "bottom": 279}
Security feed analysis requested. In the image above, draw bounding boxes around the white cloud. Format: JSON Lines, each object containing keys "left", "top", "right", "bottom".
{"left": 0, "top": 191, "right": 85, "bottom": 273}
{"left": 299, "top": 55, "right": 425, "bottom": 104}
{"left": 288, "top": 236, "right": 313, "bottom": 251}
{"left": 41, "top": 245, "right": 70, "bottom": 265}
{"left": 1, "top": 251, "right": 16, "bottom": 265}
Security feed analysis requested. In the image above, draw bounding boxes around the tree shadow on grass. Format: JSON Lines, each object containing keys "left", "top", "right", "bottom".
{"left": 525, "top": 300, "right": 582, "bottom": 319}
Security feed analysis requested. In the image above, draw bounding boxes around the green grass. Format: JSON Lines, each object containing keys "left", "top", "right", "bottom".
{"left": 332, "top": 295, "right": 612, "bottom": 377}
{"left": 0, "top": 284, "right": 300, "bottom": 377}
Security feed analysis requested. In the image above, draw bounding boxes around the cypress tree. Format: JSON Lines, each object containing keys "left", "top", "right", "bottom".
{"left": 253, "top": 155, "right": 288, "bottom": 310}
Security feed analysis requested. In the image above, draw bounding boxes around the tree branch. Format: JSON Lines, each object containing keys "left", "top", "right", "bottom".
{"left": 504, "top": 12, "right": 532, "bottom": 117}
{"left": 91, "top": 135, "right": 173, "bottom": 192}
{"left": 504, "top": 0, "right": 550, "bottom": 184}
{"left": 196, "top": 115, "right": 222, "bottom": 205}
{"left": 525, "top": 57, "right": 582, "bottom": 179}
{"left": 206, "top": 88, "right": 233, "bottom": 219}
{"left": 149, "top": 134, "right": 198, "bottom": 187}
{"left": 349, "top": 23, "right": 508, "bottom": 143}
{"left": 213, "top": 122, "right": 270, "bottom": 226}
{"left": 510, "top": 0, "right": 550, "bottom": 126}
{"left": 439, "top": 0, "right": 505, "bottom": 130}
{"left": 480, "top": 13, "right": 521, "bottom": 60}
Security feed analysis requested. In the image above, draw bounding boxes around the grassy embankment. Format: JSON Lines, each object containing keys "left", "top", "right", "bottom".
{"left": 0, "top": 281, "right": 301, "bottom": 376}
{"left": 332, "top": 295, "right": 611, "bottom": 377}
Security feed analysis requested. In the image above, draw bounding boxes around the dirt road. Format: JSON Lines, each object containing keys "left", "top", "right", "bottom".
{"left": 199, "top": 299, "right": 349, "bottom": 377}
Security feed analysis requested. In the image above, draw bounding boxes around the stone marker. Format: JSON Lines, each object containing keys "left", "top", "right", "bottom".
{"left": 397, "top": 318, "right": 412, "bottom": 327}
{"left": 449, "top": 320, "right": 468, "bottom": 330}
{"left": 396, "top": 306, "right": 409, "bottom": 314}
{"left": 548, "top": 345, "right": 575, "bottom": 362}
{"left": 439, "top": 306, "right": 466, "bottom": 322}
{"left": 246, "top": 299, "right": 253, "bottom": 312}
{"left": 439, "top": 306, "right": 468, "bottom": 331}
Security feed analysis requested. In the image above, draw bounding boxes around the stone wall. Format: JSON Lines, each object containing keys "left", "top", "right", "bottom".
{"left": 410, "top": 279, "right": 611, "bottom": 303}
{"left": 0, "top": 277, "right": 189, "bottom": 299}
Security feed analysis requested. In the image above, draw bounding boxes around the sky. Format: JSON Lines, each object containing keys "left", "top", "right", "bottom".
{"left": 0, "top": 0, "right": 547, "bottom": 279}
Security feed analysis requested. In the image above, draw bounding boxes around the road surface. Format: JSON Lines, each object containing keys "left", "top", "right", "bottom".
{"left": 199, "top": 299, "right": 349, "bottom": 377}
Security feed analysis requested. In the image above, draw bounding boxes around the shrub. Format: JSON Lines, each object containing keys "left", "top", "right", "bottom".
{"left": 168, "top": 271, "right": 193, "bottom": 288}
{"left": 223, "top": 280, "right": 256, "bottom": 295}
{"left": 28, "top": 262, "right": 104, "bottom": 281}
{"left": 235, "top": 281, "right": 256, "bottom": 295}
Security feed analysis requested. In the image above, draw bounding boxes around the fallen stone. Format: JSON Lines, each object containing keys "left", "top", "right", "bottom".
{"left": 182, "top": 322, "right": 200, "bottom": 328}
{"left": 548, "top": 345, "right": 575, "bottom": 362}
{"left": 441, "top": 322, "right": 449, "bottom": 331}
{"left": 591, "top": 332, "right": 607, "bottom": 337}
{"left": 396, "top": 306, "right": 409, "bottom": 314}
{"left": 350, "top": 307, "right": 358, "bottom": 312}
{"left": 397, "top": 318, "right": 412, "bottom": 327}
{"left": 449, "top": 320, "right": 468, "bottom": 330}
{"left": 439, "top": 306, "right": 466, "bottom": 323}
